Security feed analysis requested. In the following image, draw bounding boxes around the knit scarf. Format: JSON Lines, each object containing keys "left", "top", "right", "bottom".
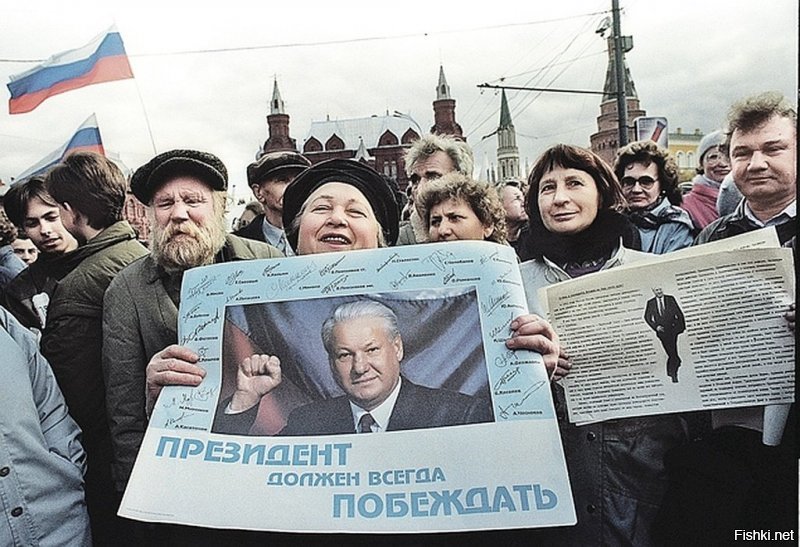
{"left": 517, "top": 209, "right": 640, "bottom": 273}
{"left": 695, "top": 174, "right": 722, "bottom": 189}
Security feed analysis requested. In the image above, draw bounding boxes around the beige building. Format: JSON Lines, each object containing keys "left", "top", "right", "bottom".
{"left": 668, "top": 128, "right": 704, "bottom": 182}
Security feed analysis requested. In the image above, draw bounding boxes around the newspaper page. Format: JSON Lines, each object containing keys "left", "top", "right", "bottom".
{"left": 540, "top": 239, "right": 794, "bottom": 425}
{"left": 536, "top": 228, "right": 781, "bottom": 317}
{"left": 119, "top": 241, "right": 575, "bottom": 533}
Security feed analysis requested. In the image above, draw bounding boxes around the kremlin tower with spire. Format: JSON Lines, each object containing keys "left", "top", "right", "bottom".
{"left": 589, "top": 37, "right": 646, "bottom": 165}
{"left": 259, "top": 78, "right": 299, "bottom": 157}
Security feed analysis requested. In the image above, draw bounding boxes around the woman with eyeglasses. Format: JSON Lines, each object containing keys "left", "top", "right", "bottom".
{"left": 613, "top": 140, "right": 695, "bottom": 254}
{"left": 515, "top": 144, "right": 692, "bottom": 545}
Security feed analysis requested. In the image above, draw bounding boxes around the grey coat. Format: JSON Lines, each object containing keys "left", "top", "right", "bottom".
{"left": 102, "top": 234, "right": 281, "bottom": 492}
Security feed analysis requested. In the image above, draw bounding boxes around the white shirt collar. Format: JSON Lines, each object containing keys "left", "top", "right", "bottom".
{"left": 743, "top": 199, "right": 796, "bottom": 227}
{"left": 349, "top": 377, "right": 403, "bottom": 433}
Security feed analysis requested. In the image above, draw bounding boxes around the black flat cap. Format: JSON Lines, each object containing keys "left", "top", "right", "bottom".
{"left": 131, "top": 149, "right": 227, "bottom": 204}
{"left": 282, "top": 158, "right": 399, "bottom": 251}
{"left": 247, "top": 151, "right": 311, "bottom": 186}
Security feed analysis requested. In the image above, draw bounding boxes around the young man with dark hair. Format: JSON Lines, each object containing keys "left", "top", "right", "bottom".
{"left": 42, "top": 151, "right": 148, "bottom": 545}
{"left": 0, "top": 210, "right": 25, "bottom": 289}
{"left": 1, "top": 176, "right": 79, "bottom": 332}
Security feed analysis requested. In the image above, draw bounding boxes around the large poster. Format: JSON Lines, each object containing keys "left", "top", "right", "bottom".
{"left": 120, "top": 241, "right": 576, "bottom": 533}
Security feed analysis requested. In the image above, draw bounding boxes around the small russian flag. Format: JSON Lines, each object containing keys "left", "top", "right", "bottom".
{"left": 7, "top": 26, "right": 134, "bottom": 115}
{"left": 15, "top": 114, "right": 105, "bottom": 181}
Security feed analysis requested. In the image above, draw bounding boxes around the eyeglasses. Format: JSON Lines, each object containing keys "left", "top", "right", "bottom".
{"left": 620, "top": 176, "right": 657, "bottom": 190}
{"left": 704, "top": 151, "right": 728, "bottom": 163}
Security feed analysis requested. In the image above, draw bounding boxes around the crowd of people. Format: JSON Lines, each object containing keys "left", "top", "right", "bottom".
{"left": 0, "top": 90, "right": 795, "bottom": 546}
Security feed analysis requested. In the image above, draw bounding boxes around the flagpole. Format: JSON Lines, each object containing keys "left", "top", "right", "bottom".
{"left": 113, "top": 18, "right": 157, "bottom": 155}
{"left": 132, "top": 77, "right": 158, "bottom": 155}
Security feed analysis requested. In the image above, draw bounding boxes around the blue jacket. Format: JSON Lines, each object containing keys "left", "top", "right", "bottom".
{"left": 0, "top": 244, "right": 25, "bottom": 290}
{"left": 627, "top": 198, "right": 695, "bottom": 254}
{"left": 0, "top": 307, "right": 91, "bottom": 546}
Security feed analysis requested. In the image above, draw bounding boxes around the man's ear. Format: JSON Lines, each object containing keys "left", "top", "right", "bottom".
{"left": 60, "top": 202, "right": 77, "bottom": 223}
{"left": 251, "top": 183, "right": 264, "bottom": 202}
{"left": 394, "top": 336, "right": 404, "bottom": 362}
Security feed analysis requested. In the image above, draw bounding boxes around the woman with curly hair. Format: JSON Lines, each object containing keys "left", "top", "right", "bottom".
{"left": 417, "top": 172, "right": 507, "bottom": 244}
{"left": 613, "top": 140, "right": 695, "bottom": 253}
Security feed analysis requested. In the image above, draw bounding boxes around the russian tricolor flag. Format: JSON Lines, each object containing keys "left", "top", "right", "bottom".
{"left": 7, "top": 26, "right": 133, "bottom": 115}
{"left": 15, "top": 114, "right": 105, "bottom": 181}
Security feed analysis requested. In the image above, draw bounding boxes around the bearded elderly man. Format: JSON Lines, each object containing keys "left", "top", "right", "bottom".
{"left": 102, "top": 150, "right": 282, "bottom": 504}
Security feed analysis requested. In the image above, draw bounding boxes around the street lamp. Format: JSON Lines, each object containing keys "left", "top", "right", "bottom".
{"left": 392, "top": 110, "right": 424, "bottom": 135}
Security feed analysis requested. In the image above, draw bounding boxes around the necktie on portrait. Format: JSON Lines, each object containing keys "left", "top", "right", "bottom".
{"left": 358, "top": 413, "right": 376, "bottom": 433}
{"left": 658, "top": 297, "right": 664, "bottom": 316}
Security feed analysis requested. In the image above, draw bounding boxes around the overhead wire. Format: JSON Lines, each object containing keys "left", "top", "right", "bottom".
{"left": 510, "top": 14, "right": 601, "bottom": 119}
{"left": 465, "top": 15, "right": 596, "bottom": 142}
{"left": 439, "top": 9, "right": 602, "bottom": 132}
{"left": 0, "top": 11, "right": 609, "bottom": 63}
{"left": 482, "top": 50, "right": 606, "bottom": 85}
{"left": 460, "top": 48, "right": 607, "bottom": 143}
{"left": 459, "top": 11, "right": 567, "bottom": 134}
{"left": 507, "top": 0, "right": 611, "bottom": 144}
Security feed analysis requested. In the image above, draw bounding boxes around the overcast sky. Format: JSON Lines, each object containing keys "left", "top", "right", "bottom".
{"left": 1, "top": 0, "right": 797, "bottom": 201}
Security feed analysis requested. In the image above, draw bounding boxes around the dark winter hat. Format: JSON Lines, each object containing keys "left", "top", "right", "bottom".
{"left": 282, "top": 158, "right": 399, "bottom": 251}
{"left": 131, "top": 149, "right": 227, "bottom": 204}
{"left": 247, "top": 151, "right": 311, "bottom": 186}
